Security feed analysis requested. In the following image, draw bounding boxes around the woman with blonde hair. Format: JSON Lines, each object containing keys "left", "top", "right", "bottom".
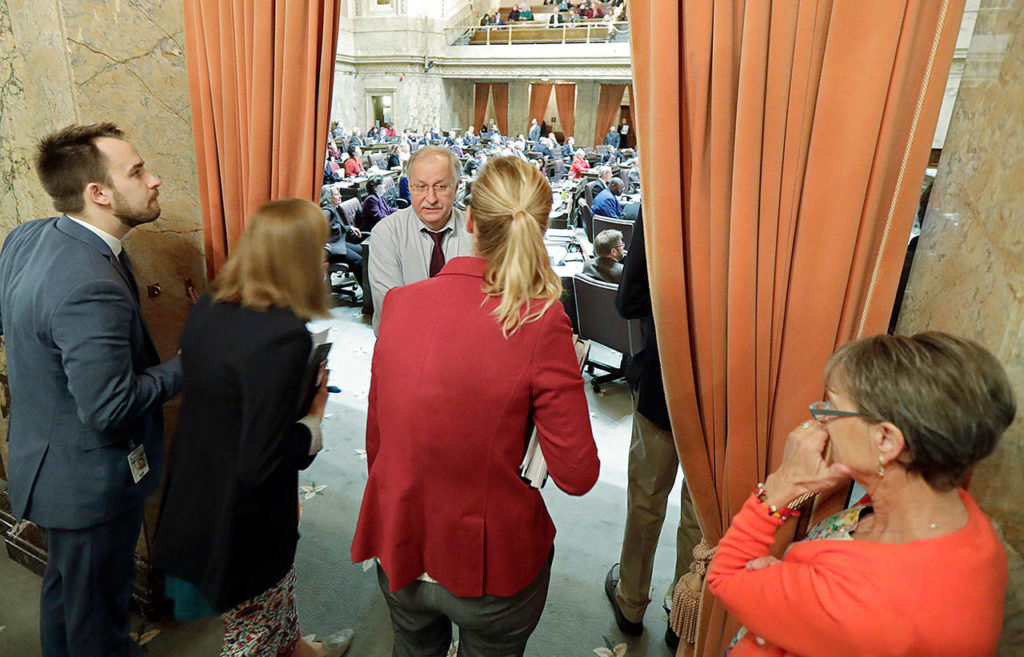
{"left": 154, "top": 199, "right": 352, "bottom": 657}
{"left": 352, "top": 156, "right": 600, "bottom": 656}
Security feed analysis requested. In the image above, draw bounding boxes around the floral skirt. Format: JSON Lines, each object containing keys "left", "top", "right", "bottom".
{"left": 221, "top": 567, "right": 300, "bottom": 657}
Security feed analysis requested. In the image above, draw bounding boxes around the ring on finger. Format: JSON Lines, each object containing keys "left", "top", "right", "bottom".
{"left": 800, "top": 421, "right": 811, "bottom": 429}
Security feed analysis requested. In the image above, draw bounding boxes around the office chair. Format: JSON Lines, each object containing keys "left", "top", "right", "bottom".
{"left": 593, "top": 214, "right": 634, "bottom": 248}
{"left": 572, "top": 273, "right": 643, "bottom": 392}
{"left": 578, "top": 198, "right": 595, "bottom": 243}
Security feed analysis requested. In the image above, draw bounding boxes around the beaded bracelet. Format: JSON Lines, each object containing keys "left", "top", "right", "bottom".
{"left": 754, "top": 482, "right": 802, "bottom": 521}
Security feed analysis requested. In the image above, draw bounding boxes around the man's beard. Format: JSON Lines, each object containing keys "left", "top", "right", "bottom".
{"left": 112, "top": 189, "right": 161, "bottom": 228}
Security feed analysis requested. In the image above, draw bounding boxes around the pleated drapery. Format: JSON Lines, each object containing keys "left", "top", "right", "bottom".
{"left": 183, "top": 0, "right": 341, "bottom": 277}
{"left": 474, "top": 82, "right": 491, "bottom": 131}
{"left": 528, "top": 83, "right": 554, "bottom": 135}
{"left": 491, "top": 82, "right": 510, "bottom": 137}
{"left": 554, "top": 83, "right": 577, "bottom": 140}
{"left": 594, "top": 83, "right": 625, "bottom": 146}
{"left": 628, "top": 1, "right": 965, "bottom": 655}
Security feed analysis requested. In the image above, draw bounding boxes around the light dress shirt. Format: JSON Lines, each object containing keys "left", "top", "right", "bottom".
{"left": 367, "top": 205, "right": 473, "bottom": 334}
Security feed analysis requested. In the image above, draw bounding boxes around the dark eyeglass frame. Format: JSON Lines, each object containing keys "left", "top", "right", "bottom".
{"left": 809, "top": 400, "right": 864, "bottom": 422}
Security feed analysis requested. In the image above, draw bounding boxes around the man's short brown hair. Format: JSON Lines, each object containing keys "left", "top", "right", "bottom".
{"left": 594, "top": 229, "right": 623, "bottom": 257}
{"left": 35, "top": 123, "right": 124, "bottom": 214}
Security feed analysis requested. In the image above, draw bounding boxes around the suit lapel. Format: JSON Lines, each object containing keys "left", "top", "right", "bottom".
{"left": 55, "top": 216, "right": 160, "bottom": 366}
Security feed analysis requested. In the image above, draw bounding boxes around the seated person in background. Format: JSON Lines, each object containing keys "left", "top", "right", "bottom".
{"left": 592, "top": 3, "right": 605, "bottom": 18}
{"left": 384, "top": 123, "right": 397, "bottom": 137}
{"left": 327, "top": 139, "right": 342, "bottom": 160}
{"left": 465, "top": 125, "right": 479, "bottom": 145}
{"left": 320, "top": 186, "right": 364, "bottom": 280}
{"left": 594, "top": 164, "right": 613, "bottom": 193}
{"left": 451, "top": 139, "right": 465, "bottom": 158}
{"left": 360, "top": 176, "right": 396, "bottom": 233}
{"left": 480, "top": 12, "right": 491, "bottom": 26}
{"left": 344, "top": 146, "right": 365, "bottom": 178}
{"left": 592, "top": 177, "right": 624, "bottom": 219}
{"left": 520, "top": 3, "right": 534, "bottom": 20}
{"left": 533, "top": 137, "right": 553, "bottom": 158}
{"left": 463, "top": 152, "right": 488, "bottom": 177}
{"left": 444, "top": 131, "right": 456, "bottom": 147}
{"left": 603, "top": 145, "right": 623, "bottom": 165}
{"left": 495, "top": 13, "right": 506, "bottom": 25}
{"left": 559, "top": 0, "right": 570, "bottom": 9}
{"left": 397, "top": 161, "right": 411, "bottom": 205}
{"left": 548, "top": 132, "right": 560, "bottom": 147}
{"left": 568, "top": 149, "right": 590, "bottom": 180}
{"left": 707, "top": 332, "right": 1014, "bottom": 657}
{"left": 324, "top": 158, "right": 344, "bottom": 184}
{"left": 583, "top": 229, "right": 625, "bottom": 284}
{"left": 509, "top": 6, "right": 520, "bottom": 21}
{"left": 562, "top": 136, "right": 576, "bottom": 159}
{"left": 386, "top": 146, "right": 401, "bottom": 170}
{"left": 539, "top": 119, "right": 548, "bottom": 136}
{"left": 348, "top": 131, "right": 364, "bottom": 150}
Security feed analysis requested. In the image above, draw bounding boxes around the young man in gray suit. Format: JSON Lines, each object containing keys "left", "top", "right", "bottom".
{"left": 0, "top": 123, "right": 183, "bottom": 657}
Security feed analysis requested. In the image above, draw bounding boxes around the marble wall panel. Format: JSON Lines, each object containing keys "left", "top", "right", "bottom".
{"left": 0, "top": 0, "right": 203, "bottom": 474}
{"left": 895, "top": 0, "right": 1024, "bottom": 652}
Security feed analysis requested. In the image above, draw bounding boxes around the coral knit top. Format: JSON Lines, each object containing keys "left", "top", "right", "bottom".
{"left": 707, "top": 489, "right": 1006, "bottom": 657}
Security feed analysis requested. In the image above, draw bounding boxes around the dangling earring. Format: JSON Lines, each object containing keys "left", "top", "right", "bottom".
{"left": 875, "top": 458, "right": 886, "bottom": 479}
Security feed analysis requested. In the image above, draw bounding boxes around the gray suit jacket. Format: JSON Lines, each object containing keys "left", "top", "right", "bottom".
{"left": 582, "top": 256, "right": 623, "bottom": 285}
{"left": 0, "top": 216, "right": 182, "bottom": 529}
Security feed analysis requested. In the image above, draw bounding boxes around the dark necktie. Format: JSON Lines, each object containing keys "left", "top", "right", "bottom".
{"left": 118, "top": 249, "right": 140, "bottom": 301}
{"left": 427, "top": 230, "right": 447, "bottom": 278}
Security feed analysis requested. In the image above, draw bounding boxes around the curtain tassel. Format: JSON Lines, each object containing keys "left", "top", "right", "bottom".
{"left": 669, "top": 540, "right": 717, "bottom": 645}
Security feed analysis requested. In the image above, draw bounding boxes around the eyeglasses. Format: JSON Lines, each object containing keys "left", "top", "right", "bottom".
{"left": 809, "top": 400, "right": 864, "bottom": 422}
{"left": 411, "top": 182, "right": 452, "bottom": 194}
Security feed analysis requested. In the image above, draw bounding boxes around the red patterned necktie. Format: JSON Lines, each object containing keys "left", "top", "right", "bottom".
{"left": 427, "top": 230, "right": 447, "bottom": 277}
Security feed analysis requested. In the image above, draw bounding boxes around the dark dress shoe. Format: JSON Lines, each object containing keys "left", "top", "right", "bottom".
{"left": 604, "top": 564, "right": 644, "bottom": 636}
{"left": 665, "top": 623, "right": 681, "bottom": 651}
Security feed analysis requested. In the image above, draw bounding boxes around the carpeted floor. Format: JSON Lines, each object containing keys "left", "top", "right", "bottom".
{"left": 0, "top": 302, "right": 686, "bottom": 657}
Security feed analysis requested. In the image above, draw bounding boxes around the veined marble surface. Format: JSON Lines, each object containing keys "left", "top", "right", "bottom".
{"left": 0, "top": 0, "right": 205, "bottom": 470}
{"left": 896, "top": 0, "right": 1024, "bottom": 652}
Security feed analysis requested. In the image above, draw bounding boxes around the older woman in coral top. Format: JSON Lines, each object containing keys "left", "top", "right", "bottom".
{"left": 707, "top": 332, "right": 1014, "bottom": 657}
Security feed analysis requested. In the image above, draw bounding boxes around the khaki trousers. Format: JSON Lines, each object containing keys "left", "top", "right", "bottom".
{"left": 615, "top": 401, "right": 701, "bottom": 622}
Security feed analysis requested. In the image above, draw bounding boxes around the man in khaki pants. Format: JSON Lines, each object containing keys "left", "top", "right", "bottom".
{"left": 605, "top": 209, "right": 701, "bottom": 649}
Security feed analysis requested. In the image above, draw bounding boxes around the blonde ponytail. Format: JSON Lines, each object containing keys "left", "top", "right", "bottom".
{"left": 470, "top": 157, "right": 562, "bottom": 336}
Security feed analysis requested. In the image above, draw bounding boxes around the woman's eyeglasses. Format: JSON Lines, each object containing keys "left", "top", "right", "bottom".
{"left": 809, "top": 400, "right": 864, "bottom": 422}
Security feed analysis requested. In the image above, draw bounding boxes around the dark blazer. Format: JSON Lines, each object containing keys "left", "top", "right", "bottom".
{"left": 592, "top": 187, "right": 623, "bottom": 219}
{"left": 152, "top": 295, "right": 316, "bottom": 611}
{"left": 352, "top": 257, "right": 599, "bottom": 598}
{"left": 0, "top": 216, "right": 182, "bottom": 529}
{"left": 614, "top": 210, "right": 670, "bottom": 430}
{"left": 582, "top": 255, "right": 623, "bottom": 284}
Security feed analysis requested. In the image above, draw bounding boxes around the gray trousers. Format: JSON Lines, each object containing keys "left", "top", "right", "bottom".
{"left": 377, "top": 550, "right": 553, "bottom": 657}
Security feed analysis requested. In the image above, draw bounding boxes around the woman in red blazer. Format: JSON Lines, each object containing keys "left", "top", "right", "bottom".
{"left": 352, "top": 156, "right": 600, "bottom": 656}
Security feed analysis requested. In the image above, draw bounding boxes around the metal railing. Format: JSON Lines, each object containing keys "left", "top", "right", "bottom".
{"left": 446, "top": 20, "right": 629, "bottom": 46}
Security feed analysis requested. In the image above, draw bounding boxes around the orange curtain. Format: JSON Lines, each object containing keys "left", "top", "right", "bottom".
{"left": 528, "top": 83, "right": 554, "bottom": 135}
{"left": 594, "top": 83, "right": 625, "bottom": 146}
{"left": 629, "top": 1, "right": 964, "bottom": 656}
{"left": 491, "top": 82, "right": 510, "bottom": 137}
{"left": 555, "top": 83, "right": 577, "bottom": 140}
{"left": 474, "top": 82, "right": 491, "bottom": 131}
{"left": 184, "top": 0, "right": 341, "bottom": 277}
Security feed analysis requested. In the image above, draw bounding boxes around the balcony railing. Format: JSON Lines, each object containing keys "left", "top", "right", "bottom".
{"left": 446, "top": 20, "right": 629, "bottom": 46}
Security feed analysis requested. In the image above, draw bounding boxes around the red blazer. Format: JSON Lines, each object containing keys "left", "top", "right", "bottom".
{"left": 568, "top": 157, "right": 590, "bottom": 180}
{"left": 351, "top": 257, "right": 599, "bottom": 597}
{"left": 344, "top": 156, "right": 364, "bottom": 177}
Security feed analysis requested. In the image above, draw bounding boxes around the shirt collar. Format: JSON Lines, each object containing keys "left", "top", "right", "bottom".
{"left": 417, "top": 209, "right": 459, "bottom": 235}
{"left": 65, "top": 214, "right": 123, "bottom": 256}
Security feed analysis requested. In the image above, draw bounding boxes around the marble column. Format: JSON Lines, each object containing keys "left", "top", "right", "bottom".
{"left": 895, "top": 0, "right": 1024, "bottom": 652}
{"left": 0, "top": 0, "right": 204, "bottom": 510}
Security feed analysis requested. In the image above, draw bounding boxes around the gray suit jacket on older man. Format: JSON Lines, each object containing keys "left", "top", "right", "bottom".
{"left": 0, "top": 215, "right": 182, "bottom": 530}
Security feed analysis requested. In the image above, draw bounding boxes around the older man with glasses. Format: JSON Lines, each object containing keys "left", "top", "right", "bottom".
{"left": 367, "top": 145, "right": 473, "bottom": 335}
